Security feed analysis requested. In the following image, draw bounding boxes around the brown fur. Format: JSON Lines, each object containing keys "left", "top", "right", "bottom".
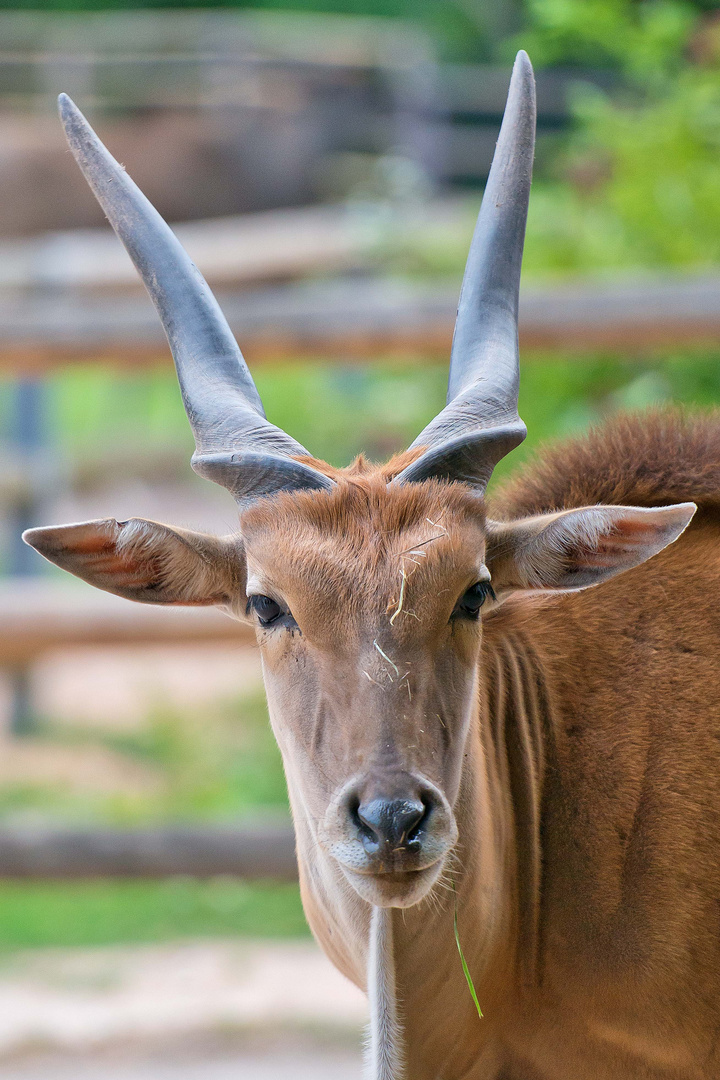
{"left": 492, "top": 408, "right": 720, "bottom": 518}
{"left": 294, "top": 445, "right": 427, "bottom": 484}
{"left": 239, "top": 410, "right": 719, "bottom": 1079}
{"left": 242, "top": 474, "right": 485, "bottom": 552}
{"left": 24, "top": 406, "right": 720, "bottom": 1079}
{"left": 286, "top": 410, "right": 720, "bottom": 1079}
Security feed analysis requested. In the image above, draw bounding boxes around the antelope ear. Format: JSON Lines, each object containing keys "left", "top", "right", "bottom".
{"left": 486, "top": 503, "right": 696, "bottom": 595}
{"left": 23, "top": 518, "right": 246, "bottom": 609}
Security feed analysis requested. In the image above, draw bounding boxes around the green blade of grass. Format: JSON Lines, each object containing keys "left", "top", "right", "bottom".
{"left": 453, "top": 880, "right": 483, "bottom": 1021}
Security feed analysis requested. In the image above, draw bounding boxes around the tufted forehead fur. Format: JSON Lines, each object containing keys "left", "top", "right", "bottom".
{"left": 240, "top": 464, "right": 488, "bottom": 638}
{"left": 253, "top": 407, "right": 720, "bottom": 543}
{"left": 243, "top": 466, "right": 485, "bottom": 544}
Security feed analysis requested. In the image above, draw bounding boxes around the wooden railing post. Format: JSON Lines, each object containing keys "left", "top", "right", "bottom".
{"left": 6, "top": 377, "right": 51, "bottom": 736}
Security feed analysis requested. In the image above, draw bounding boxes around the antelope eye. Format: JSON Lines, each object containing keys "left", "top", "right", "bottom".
{"left": 247, "top": 594, "right": 287, "bottom": 627}
{"left": 453, "top": 580, "right": 495, "bottom": 620}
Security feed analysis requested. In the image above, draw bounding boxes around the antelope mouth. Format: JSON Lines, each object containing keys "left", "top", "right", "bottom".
{"left": 340, "top": 859, "right": 446, "bottom": 909}
{"left": 343, "top": 848, "right": 444, "bottom": 877}
{"left": 319, "top": 772, "right": 458, "bottom": 905}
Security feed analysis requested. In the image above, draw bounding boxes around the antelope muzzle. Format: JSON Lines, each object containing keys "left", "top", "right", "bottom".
{"left": 320, "top": 770, "right": 458, "bottom": 908}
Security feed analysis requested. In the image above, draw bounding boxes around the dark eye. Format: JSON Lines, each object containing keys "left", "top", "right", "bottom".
{"left": 452, "top": 580, "right": 495, "bottom": 621}
{"left": 247, "top": 594, "right": 290, "bottom": 628}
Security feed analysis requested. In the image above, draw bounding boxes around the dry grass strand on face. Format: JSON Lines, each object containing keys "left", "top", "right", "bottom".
{"left": 240, "top": 471, "right": 487, "bottom": 623}
{"left": 244, "top": 472, "right": 484, "bottom": 545}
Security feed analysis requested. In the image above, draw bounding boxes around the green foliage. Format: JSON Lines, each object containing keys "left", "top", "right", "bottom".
{"left": 517, "top": 0, "right": 720, "bottom": 272}
{"left": 45, "top": 360, "right": 448, "bottom": 471}
{"left": 33, "top": 350, "right": 720, "bottom": 495}
{"left": 0, "top": 690, "right": 289, "bottom": 827}
{"left": 0, "top": 0, "right": 412, "bottom": 12}
{"left": 0, "top": 0, "right": 500, "bottom": 62}
{"left": 0, "top": 880, "right": 308, "bottom": 948}
{"left": 491, "top": 349, "right": 720, "bottom": 486}
{"left": 518, "top": 0, "right": 697, "bottom": 81}
{"left": 53, "top": 365, "right": 192, "bottom": 459}
{"left": 572, "top": 74, "right": 720, "bottom": 268}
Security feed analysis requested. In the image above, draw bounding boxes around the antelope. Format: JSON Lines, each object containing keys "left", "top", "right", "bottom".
{"left": 24, "top": 51, "right": 720, "bottom": 1080}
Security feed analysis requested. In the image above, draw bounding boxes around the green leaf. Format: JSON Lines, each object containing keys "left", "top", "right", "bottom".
{"left": 453, "top": 880, "right": 483, "bottom": 1021}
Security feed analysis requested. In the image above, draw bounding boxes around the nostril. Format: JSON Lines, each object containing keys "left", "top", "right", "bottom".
{"left": 356, "top": 797, "right": 428, "bottom": 852}
{"left": 398, "top": 801, "right": 426, "bottom": 845}
{"left": 349, "top": 803, "right": 377, "bottom": 851}
{"left": 348, "top": 795, "right": 379, "bottom": 853}
{"left": 405, "top": 804, "right": 428, "bottom": 852}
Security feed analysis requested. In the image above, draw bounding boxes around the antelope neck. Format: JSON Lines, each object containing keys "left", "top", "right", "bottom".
{"left": 295, "top": 621, "right": 555, "bottom": 1080}
{"left": 386, "top": 626, "right": 553, "bottom": 1079}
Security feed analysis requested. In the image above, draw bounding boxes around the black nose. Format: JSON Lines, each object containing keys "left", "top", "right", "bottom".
{"left": 356, "top": 797, "right": 427, "bottom": 854}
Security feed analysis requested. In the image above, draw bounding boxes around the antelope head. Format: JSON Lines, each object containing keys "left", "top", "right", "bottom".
{"left": 25, "top": 53, "right": 694, "bottom": 910}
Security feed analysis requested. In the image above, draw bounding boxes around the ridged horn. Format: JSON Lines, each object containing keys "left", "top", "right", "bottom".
{"left": 395, "top": 51, "right": 535, "bottom": 491}
{"left": 58, "top": 94, "right": 333, "bottom": 504}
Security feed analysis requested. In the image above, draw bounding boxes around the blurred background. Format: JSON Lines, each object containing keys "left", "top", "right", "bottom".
{"left": 0, "top": 0, "right": 719, "bottom": 1076}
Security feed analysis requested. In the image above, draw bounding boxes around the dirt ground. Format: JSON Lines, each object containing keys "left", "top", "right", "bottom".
{"left": 0, "top": 941, "right": 366, "bottom": 1079}
{"left": 0, "top": 1042, "right": 363, "bottom": 1080}
{"left": 0, "top": 940, "right": 367, "bottom": 1053}
{"left": 0, "top": 529, "right": 365, "bottom": 1080}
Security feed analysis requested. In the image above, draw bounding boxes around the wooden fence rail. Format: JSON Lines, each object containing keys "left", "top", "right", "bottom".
{"left": 0, "top": 823, "right": 297, "bottom": 880}
{"left": 2, "top": 272, "right": 720, "bottom": 374}
{"left": 0, "top": 579, "right": 253, "bottom": 668}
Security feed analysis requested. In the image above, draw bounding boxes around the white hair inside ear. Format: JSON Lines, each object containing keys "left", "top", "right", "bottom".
{"left": 486, "top": 502, "right": 697, "bottom": 596}
{"left": 22, "top": 517, "right": 246, "bottom": 610}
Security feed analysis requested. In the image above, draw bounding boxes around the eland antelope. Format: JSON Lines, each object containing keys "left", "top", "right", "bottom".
{"left": 24, "top": 52, "right": 720, "bottom": 1080}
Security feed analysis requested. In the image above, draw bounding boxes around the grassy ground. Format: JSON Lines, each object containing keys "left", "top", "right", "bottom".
{"left": 0, "top": 691, "right": 306, "bottom": 949}
{"left": 0, "top": 880, "right": 308, "bottom": 950}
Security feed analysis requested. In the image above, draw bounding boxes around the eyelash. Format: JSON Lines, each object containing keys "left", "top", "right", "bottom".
{"left": 248, "top": 580, "right": 495, "bottom": 630}
{"left": 452, "top": 580, "right": 496, "bottom": 620}
{"left": 246, "top": 594, "right": 297, "bottom": 629}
